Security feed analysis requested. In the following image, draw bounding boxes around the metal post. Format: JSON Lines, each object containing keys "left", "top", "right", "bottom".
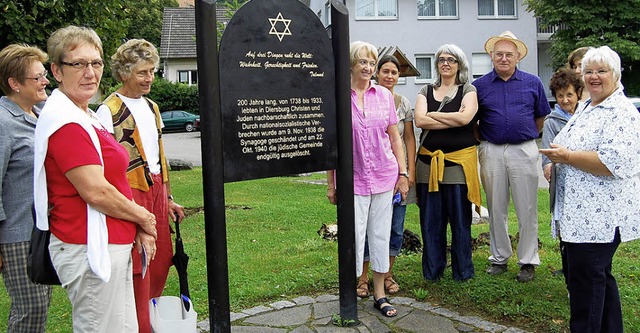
{"left": 331, "top": 0, "right": 358, "bottom": 324}
{"left": 195, "top": 1, "right": 231, "bottom": 332}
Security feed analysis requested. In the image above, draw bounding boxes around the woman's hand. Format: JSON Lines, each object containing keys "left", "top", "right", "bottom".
{"left": 327, "top": 187, "right": 337, "bottom": 205}
{"left": 395, "top": 176, "right": 409, "bottom": 200}
{"left": 138, "top": 206, "right": 157, "bottom": 239}
{"left": 543, "top": 164, "right": 552, "bottom": 182}
{"left": 134, "top": 229, "right": 157, "bottom": 264}
{"left": 539, "top": 143, "right": 572, "bottom": 164}
{"left": 168, "top": 199, "right": 185, "bottom": 223}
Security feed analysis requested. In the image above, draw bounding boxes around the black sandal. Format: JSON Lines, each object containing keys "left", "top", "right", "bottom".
{"left": 373, "top": 297, "right": 397, "bottom": 317}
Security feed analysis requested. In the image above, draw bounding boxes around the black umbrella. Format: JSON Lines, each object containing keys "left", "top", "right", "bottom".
{"left": 172, "top": 220, "right": 191, "bottom": 311}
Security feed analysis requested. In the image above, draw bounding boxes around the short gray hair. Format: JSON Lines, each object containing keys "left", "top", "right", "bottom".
{"left": 433, "top": 44, "right": 470, "bottom": 87}
{"left": 111, "top": 39, "right": 160, "bottom": 82}
{"left": 581, "top": 46, "right": 621, "bottom": 84}
{"left": 47, "top": 25, "right": 102, "bottom": 66}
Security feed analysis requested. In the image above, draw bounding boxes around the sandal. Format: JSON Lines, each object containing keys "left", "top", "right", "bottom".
{"left": 384, "top": 276, "right": 400, "bottom": 295}
{"left": 373, "top": 297, "right": 397, "bottom": 317}
{"left": 356, "top": 280, "right": 370, "bottom": 298}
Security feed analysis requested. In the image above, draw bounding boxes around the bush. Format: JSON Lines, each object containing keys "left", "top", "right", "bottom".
{"left": 101, "top": 77, "right": 200, "bottom": 114}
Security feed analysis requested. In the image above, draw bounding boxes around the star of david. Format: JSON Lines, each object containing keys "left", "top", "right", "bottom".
{"left": 268, "top": 12, "right": 292, "bottom": 42}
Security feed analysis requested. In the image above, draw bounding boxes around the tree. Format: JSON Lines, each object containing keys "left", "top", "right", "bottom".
{"left": 125, "top": 0, "right": 179, "bottom": 47}
{"left": 216, "top": 0, "right": 248, "bottom": 46}
{"left": 525, "top": 0, "right": 640, "bottom": 94}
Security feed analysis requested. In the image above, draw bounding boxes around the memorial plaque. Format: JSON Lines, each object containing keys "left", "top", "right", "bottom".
{"left": 219, "top": 0, "right": 337, "bottom": 182}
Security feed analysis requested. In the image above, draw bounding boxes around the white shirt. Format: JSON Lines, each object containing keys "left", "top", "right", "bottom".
{"left": 97, "top": 94, "right": 163, "bottom": 174}
{"left": 553, "top": 87, "right": 640, "bottom": 243}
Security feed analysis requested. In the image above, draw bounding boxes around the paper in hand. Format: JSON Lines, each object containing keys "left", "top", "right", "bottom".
{"left": 141, "top": 244, "right": 148, "bottom": 279}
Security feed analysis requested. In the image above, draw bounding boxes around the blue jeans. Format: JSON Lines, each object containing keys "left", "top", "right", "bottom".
{"left": 566, "top": 230, "right": 622, "bottom": 333}
{"left": 363, "top": 203, "right": 406, "bottom": 261}
{"left": 417, "top": 183, "right": 474, "bottom": 281}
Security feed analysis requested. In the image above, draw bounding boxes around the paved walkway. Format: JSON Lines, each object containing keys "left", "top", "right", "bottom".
{"left": 195, "top": 293, "right": 529, "bottom": 333}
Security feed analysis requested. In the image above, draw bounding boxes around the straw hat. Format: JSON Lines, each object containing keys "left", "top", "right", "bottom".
{"left": 484, "top": 31, "right": 528, "bottom": 60}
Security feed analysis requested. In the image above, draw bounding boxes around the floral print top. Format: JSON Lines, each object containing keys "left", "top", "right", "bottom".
{"left": 553, "top": 87, "right": 640, "bottom": 243}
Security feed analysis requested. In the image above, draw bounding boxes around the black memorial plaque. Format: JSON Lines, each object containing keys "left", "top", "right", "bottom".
{"left": 219, "top": 0, "right": 337, "bottom": 182}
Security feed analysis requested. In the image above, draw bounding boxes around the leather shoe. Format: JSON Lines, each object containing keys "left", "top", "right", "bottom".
{"left": 485, "top": 264, "right": 507, "bottom": 275}
{"left": 516, "top": 264, "right": 535, "bottom": 282}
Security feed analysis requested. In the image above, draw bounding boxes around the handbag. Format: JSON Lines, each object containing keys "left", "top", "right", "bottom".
{"left": 27, "top": 204, "right": 61, "bottom": 285}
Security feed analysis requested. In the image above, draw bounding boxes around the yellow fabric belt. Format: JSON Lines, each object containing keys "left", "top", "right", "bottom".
{"left": 418, "top": 145, "right": 482, "bottom": 213}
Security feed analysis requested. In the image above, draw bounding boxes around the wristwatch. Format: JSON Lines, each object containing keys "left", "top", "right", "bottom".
{"left": 399, "top": 172, "right": 409, "bottom": 178}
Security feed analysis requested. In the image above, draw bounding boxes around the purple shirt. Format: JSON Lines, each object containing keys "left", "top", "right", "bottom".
{"left": 351, "top": 84, "right": 399, "bottom": 195}
{"left": 473, "top": 68, "right": 550, "bottom": 144}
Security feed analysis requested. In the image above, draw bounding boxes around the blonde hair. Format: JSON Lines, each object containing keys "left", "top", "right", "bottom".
{"left": 0, "top": 44, "right": 48, "bottom": 95}
{"left": 47, "top": 25, "right": 103, "bottom": 65}
{"left": 349, "top": 41, "right": 378, "bottom": 67}
{"left": 111, "top": 39, "right": 160, "bottom": 82}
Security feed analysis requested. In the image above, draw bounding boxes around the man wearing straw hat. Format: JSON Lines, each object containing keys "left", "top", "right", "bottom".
{"left": 473, "top": 31, "right": 550, "bottom": 282}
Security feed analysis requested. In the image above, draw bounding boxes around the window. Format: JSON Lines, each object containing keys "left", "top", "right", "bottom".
{"left": 417, "top": 0, "right": 458, "bottom": 19}
{"left": 478, "top": 0, "right": 516, "bottom": 18}
{"left": 177, "top": 70, "right": 198, "bottom": 85}
{"left": 414, "top": 55, "right": 434, "bottom": 84}
{"left": 355, "top": 0, "right": 397, "bottom": 20}
{"left": 472, "top": 53, "right": 492, "bottom": 80}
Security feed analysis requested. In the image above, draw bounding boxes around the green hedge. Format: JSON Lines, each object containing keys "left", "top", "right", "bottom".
{"left": 101, "top": 77, "right": 200, "bottom": 114}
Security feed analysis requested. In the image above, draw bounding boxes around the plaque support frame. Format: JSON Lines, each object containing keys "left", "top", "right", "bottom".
{"left": 331, "top": 0, "right": 359, "bottom": 325}
{"left": 195, "top": 1, "right": 231, "bottom": 332}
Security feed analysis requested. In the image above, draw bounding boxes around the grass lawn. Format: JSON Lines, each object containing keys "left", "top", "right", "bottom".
{"left": 1, "top": 169, "right": 639, "bottom": 332}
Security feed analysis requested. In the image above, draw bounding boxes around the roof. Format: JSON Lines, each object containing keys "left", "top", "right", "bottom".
{"left": 377, "top": 46, "right": 421, "bottom": 77}
{"left": 160, "top": 7, "right": 230, "bottom": 59}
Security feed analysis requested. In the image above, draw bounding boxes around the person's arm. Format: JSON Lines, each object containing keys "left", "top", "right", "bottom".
{"left": 540, "top": 118, "right": 554, "bottom": 182}
{"left": 414, "top": 94, "right": 449, "bottom": 130}
{"left": 539, "top": 143, "right": 612, "bottom": 176}
{"left": 535, "top": 116, "right": 546, "bottom": 134}
{"left": 166, "top": 179, "right": 185, "bottom": 223}
{"left": 388, "top": 124, "right": 409, "bottom": 199}
{"left": 326, "top": 170, "right": 336, "bottom": 205}
{"left": 426, "top": 91, "right": 479, "bottom": 127}
{"left": 64, "top": 165, "right": 158, "bottom": 238}
{"left": 403, "top": 120, "right": 417, "bottom": 188}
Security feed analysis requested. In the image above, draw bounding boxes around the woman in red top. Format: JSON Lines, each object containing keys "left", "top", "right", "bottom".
{"left": 33, "top": 26, "right": 157, "bottom": 333}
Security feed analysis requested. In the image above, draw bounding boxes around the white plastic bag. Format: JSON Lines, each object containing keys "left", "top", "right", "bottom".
{"left": 149, "top": 296, "right": 197, "bottom": 333}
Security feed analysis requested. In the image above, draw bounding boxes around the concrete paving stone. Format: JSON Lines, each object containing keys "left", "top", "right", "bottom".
{"left": 270, "top": 300, "right": 296, "bottom": 309}
{"left": 503, "top": 327, "right": 530, "bottom": 333}
{"left": 395, "top": 311, "right": 458, "bottom": 333}
{"left": 289, "top": 325, "right": 315, "bottom": 333}
{"left": 316, "top": 294, "right": 340, "bottom": 302}
{"left": 315, "top": 326, "right": 360, "bottom": 333}
{"left": 357, "top": 314, "right": 392, "bottom": 333}
{"left": 456, "top": 323, "right": 476, "bottom": 332}
{"left": 467, "top": 319, "right": 509, "bottom": 332}
{"left": 197, "top": 320, "right": 210, "bottom": 332}
{"left": 243, "top": 305, "right": 311, "bottom": 327}
{"left": 392, "top": 296, "right": 416, "bottom": 306}
{"left": 411, "top": 301, "right": 436, "bottom": 311}
{"left": 242, "top": 305, "right": 272, "bottom": 315}
{"left": 292, "top": 296, "right": 316, "bottom": 305}
{"left": 362, "top": 303, "right": 410, "bottom": 322}
{"left": 230, "top": 311, "right": 249, "bottom": 322}
{"left": 311, "top": 317, "right": 334, "bottom": 326}
{"left": 356, "top": 325, "right": 371, "bottom": 333}
{"left": 314, "top": 300, "right": 340, "bottom": 319}
{"left": 231, "top": 326, "right": 287, "bottom": 333}
{"left": 429, "top": 306, "right": 459, "bottom": 318}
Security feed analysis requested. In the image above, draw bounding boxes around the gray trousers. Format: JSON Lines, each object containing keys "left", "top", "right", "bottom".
{"left": 478, "top": 140, "right": 540, "bottom": 266}
{"left": 0, "top": 241, "right": 52, "bottom": 333}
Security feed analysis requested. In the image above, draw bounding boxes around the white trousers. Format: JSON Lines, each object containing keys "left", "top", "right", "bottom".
{"left": 478, "top": 140, "right": 540, "bottom": 266}
{"left": 354, "top": 190, "right": 393, "bottom": 277}
{"left": 49, "top": 235, "right": 138, "bottom": 333}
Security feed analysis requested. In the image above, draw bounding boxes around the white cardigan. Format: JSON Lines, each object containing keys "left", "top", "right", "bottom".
{"left": 33, "top": 89, "right": 111, "bottom": 283}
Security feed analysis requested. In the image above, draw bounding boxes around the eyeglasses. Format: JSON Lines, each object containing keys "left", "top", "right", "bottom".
{"left": 24, "top": 70, "right": 49, "bottom": 82}
{"left": 357, "top": 59, "right": 376, "bottom": 67}
{"left": 437, "top": 57, "right": 458, "bottom": 65}
{"left": 494, "top": 52, "right": 516, "bottom": 59}
{"left": 584, "top": 69, "right": 609, "bottom": 77}
{"left": 60, "top": 60, "right": 104, "bottom": 70}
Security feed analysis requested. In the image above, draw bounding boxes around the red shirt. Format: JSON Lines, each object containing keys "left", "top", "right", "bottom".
{"left": 45, "top": 123, "right": 136, "bottom": 244}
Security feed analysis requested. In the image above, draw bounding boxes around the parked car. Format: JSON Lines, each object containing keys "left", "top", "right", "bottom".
{"left": 628, "top": 96, "right": 640, "bottom": 112}
{"left": 161, "top": 110, "right": 200, "bottom": 132}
